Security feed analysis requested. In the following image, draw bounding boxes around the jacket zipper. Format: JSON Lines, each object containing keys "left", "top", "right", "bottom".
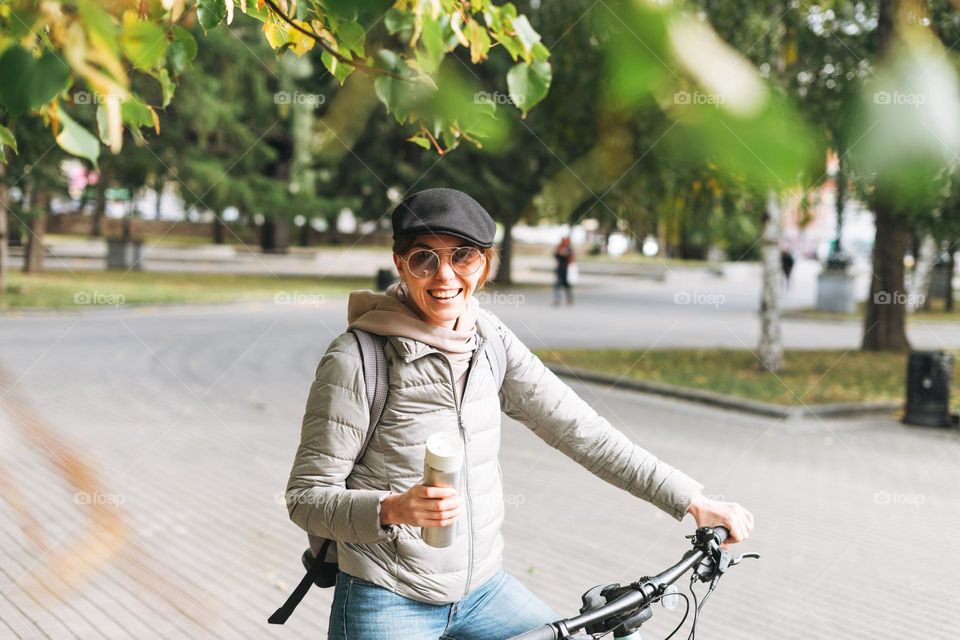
{"left": 440, "top": 335, "right": 487, "bottom": 605}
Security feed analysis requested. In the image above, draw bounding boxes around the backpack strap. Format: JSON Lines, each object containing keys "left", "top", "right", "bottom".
{"left": 269, "top": 330, "right": 389, "bottom": 626}
{"left": 268, "top": 540, "right": 335, "bottom": 624}
{"left": 486, "top": 331, "right": 507, "bottom": 389}
{"left": 477, "top": 309, "right": 507, "bottom": 390}
{"left": 350, "top": 328, "right": 389, "bottom": 459}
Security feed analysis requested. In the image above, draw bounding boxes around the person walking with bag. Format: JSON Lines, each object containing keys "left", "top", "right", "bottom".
{"left": 553, "top": 237, "right": 575, "bottom": 306}
{"left": 284, "top": 188, "right": 753, "bottom": 639}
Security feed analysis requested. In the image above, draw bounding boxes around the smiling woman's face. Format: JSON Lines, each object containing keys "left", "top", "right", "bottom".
{"left": 393, "top": 234, "right": 486, "bottom": 329}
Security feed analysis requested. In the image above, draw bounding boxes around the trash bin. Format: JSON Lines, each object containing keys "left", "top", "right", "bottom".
{"left": 903, "top": 351, "right": 954, "bottom": 428}
{"left": 376, "top": 268, "right": 396, "bottom": 291}
{"left": 106, "top": 239, "right": 144, "bottom": 270}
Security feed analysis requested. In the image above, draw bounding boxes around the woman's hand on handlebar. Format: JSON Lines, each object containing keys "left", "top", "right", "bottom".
{"left": 380, "top": 484, "right": 462, "bottom": 528}
{"left": 686, "top": 494, "right": 754, "bottom": 546}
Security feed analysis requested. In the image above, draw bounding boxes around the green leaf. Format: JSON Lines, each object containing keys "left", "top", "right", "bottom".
{"left": 417, "top": 16, "right": 447, "bottom": 74}
{"left": 407, "top": 135, "right": 432, "bottom": 149}
{"left": 34, "top": 50, "right": 72, "bottom": 104}
{"left": 168, "top": 25, "right": 198, "bottom": 74}
{"left": 511, "top": 15, "right": 541, "bottom": 57}
{"left": 77, "top": 0, "right": 119, "bottom": 55}
{"left": 96, "top": 105, "right": 110, "bottom": 144}
{"left": 337, "top": 20, "right": 366, "bottom": 57}
{"left": 150, "top": 68, "right": 175, "bottom": 107}
{"left": 197, "top": 0, "right": 227, "bottom": 33}
{"left": 121, "top": 18, "right": 168, "bottom": 70}
{"left": 0, "top": 47, "right": 71, "bottom": 115}
{"left": 600, "top": 1, "right": 671, "bottom": 106}
{"left": 321, "top": 50, "right": 354, "bottom": 84}
{"left": 55, "top": 108, "right": 100, "bottom": 166}
{"left": 121, "top": 98, "right": 154, "bottom": 129}
{"left": 0, "top": 124, "right": 18, "bottom": 155}
{"left": 506, "top": 60, "right": 551, "bottom": 116}
{"left": 375, "top": 74, "right": 410, "bottom": 123}
{"left": 492, "top": 32, "right": 523, "bottom": 61}
{"left": 384, "top": 9, "right": 414, "bottom": 35}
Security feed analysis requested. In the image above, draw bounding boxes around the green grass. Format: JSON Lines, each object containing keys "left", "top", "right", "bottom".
{"left": 0, "top": 271, "right": 376, "bottom": 309}
{"left": 46, "top": 232, "right": 223, "bottom": 247}
{"left": 785, "top": 300, "right": 960, "bottom": 323}
{"left": 535, "top": 348, "right": 960, "bottom": 406}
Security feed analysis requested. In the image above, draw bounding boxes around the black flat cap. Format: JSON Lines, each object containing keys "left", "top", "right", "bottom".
{"left": 392, "top": 188, "right": 496, "bottom": 248}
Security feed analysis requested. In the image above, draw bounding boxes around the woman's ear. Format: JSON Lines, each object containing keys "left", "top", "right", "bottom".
{"left": 392, "top": 253, "right": 403, "bottom": 276}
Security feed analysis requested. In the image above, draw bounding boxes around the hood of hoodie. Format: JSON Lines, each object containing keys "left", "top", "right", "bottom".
{"left": 346, "top": 282, "right": 479, "bottom": 359}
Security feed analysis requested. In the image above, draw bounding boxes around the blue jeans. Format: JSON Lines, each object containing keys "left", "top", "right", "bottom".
{"left": 327, "top": 569, "right": 562, "bottom": 640}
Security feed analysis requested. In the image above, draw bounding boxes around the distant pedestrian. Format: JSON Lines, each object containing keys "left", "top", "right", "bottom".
{"left": 780, "top": 248, "right": 795, "bottom": 287}
{"left": 554, "top": 236, "right": 575, "bottom": 305}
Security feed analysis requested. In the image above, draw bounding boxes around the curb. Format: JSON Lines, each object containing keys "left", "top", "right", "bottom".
{"left": 545, "top": 364, "right": 902, "bottom": 420}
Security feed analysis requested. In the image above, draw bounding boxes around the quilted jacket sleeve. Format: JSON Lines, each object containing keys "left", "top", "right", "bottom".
{"left": 485, "top": 311, "right": 704, "bottom": 521}
{"left": 285, "top": 332, "right": 398, "bottom": 544}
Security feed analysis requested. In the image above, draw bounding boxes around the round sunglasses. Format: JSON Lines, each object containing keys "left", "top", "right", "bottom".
{"left": 399, "top": 246, "right": 485, "bottom": 279}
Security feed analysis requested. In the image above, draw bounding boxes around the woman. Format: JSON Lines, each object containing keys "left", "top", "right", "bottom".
{"left": 553, "top": 236, "right": 575, "bottom": 306}
{"left": 285, "top": 188, "right": 753, "bottom": 640}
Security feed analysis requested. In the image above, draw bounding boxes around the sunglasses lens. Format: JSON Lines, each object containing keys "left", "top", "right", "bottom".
{"left": 408, "top": 250, "right": 439, "bottom": 277}
{"left": 452, "top": 248, "right": 483, "bottom": 275}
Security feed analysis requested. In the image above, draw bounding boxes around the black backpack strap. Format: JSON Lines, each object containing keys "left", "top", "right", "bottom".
{"left": 268, "top": 541, "right": 333, "bottom": 624}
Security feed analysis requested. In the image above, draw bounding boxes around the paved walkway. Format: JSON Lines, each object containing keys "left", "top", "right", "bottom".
{"left": 0, "top": 308, "right": 958, "bottom": 638}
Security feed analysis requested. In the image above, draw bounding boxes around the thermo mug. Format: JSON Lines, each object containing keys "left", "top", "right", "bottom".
{"left": 421, "top": 432, "right": 463, "bottom": 548}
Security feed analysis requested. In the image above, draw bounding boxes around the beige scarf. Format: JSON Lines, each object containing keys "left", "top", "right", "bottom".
{"left": 346, "top": 282, "right": 479, "bottom": 406}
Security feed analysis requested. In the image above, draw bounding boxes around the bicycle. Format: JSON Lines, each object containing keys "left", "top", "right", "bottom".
{"left": 508, "top": 526, "right": 760, "bottom": 640}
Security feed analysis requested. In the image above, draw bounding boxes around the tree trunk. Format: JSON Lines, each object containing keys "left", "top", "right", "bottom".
{"left": 23, "top": 189, "right": 47, "bottom": 274}
{"left": 834, "top": 140, "right": 846, "bottom": 254}
{"left": 909, "top": 234, "right": 936, "bottom": 312}
{"left": 862, "top": 204, "right": 910, "bottom": 351}
{"left": 0, "top": 163, "right": 8, "bottom": 292}
{"left": 213, "top": 213, "right": 226, "bottom": 245}
{"left": 758, "top": 190, "right": 784, "bottom": 373}
{"left": 260, "top": 217, "right": 290, "bottom": 253}
{"left": 946, "top": 246, "right": 955, "bottom": 312}
{"left": 154, "top": 175, "right": 165, "bottom": 219}
{"left": 494, "top": 217, "right": 515, "bottom": 285}
{"left": 91, "top": 174, "right": 107, "bottom": 238}
{"left": 299, "top": 220, "right": 310, "bottom": 247}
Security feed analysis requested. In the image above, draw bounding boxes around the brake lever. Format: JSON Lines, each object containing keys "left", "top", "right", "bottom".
{"left": 729, "top": 552, "right": 761, "bottom": 567}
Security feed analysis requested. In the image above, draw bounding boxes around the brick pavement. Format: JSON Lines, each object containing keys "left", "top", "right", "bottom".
{"left": 0, "top": 309, "right": 958, "bottom": 638}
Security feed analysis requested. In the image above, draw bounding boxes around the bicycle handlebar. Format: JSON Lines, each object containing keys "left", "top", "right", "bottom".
{"left": 509, "top": 527, "right": 731, "bottom": 640}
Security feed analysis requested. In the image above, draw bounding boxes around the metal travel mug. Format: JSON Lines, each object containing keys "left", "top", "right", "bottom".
{"left": 421, "top": 432, "right": 463, "bottom": 548}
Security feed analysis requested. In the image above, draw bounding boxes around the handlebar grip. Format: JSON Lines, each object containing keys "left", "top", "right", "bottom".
{"left": 714, "top": 525, "right": 730, "bottom": 544}
{"left": 508, "top": 625, "right": 559, "bottom": 640}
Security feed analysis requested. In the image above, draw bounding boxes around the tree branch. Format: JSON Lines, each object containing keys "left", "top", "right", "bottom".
{"left": 260, "top": 0, "right": 405, "bottom": 79}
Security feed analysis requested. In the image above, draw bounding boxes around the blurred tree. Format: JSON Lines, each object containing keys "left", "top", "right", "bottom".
{"left": 2, "top": 117, "right": 70, "bottom": 273}
{"left": 847, "top": 0, "right": 960, "bottom": 351}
